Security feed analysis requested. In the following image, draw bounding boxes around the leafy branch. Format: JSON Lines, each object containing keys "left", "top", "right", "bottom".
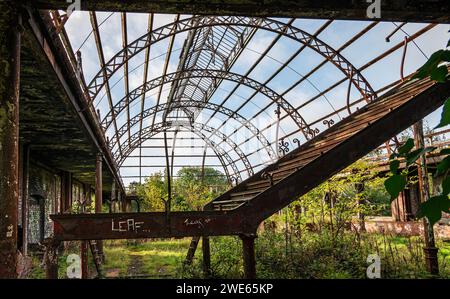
{"left": 384, "top": 35, "right": 450, "bottom": 226}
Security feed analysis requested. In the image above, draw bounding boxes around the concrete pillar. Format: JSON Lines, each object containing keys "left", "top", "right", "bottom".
{"left": 0, "top": 2, "right": 21, "bottom": 278}
{"left": 240, "top": 234, "right": 257, "bottom": 279}
{"left": 202, "top": 236, "right": 211, "bottom": 278}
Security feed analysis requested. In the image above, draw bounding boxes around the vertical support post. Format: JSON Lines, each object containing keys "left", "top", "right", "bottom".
{"left": 414, "top": 120, "right": 439, "bottom": 275}
{"left": 61, "top": 171, "right": 72, "bottom": 213}
{"left": 0, "top": 2, "right": 21, "bottom": 278}
{"left": 43, "top": 238, "right": 60, "bottom": 279}
{"left": 21, "top": 144, "right": 30, "bottom": 256}
{"left": 81, "top": 241, "right": 89, "bottom": 279}
{"left": 240, "top": 234, "right": 257, "bottom": 279}
{"left": 95, "top": 153, "right": 104, "bottom": 263}
{"left": 355, "top": 182, "right": 366, "bottom": 232}
{"left": 184, "top": 236, "right": 200, "bottom": 266}
{"left": 202, "top": 236, "right": 211, "bottom": 278}
{"left": 111, "top": 180, "right": 116, "bottom": 212}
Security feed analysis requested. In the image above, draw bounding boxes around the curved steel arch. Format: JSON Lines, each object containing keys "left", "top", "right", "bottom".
{"left": 87, "top": 15, "right": 375, "bottom": 104}
{"left": 118, "top": 121, "right": 244, "bottom": 183}
{"left": 101, "top": 69, "right": 311, "bottom": 139}
{"left": 116, "top": 120, "right": 254, "bottom": 178}
{"left": 111, "top": 100, "right": 276, "bottom": 160}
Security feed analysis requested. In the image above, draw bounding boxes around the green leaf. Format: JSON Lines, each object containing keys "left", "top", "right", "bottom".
{"left": 430, "top": 65, "right": 448, "bottom": 83}
{"left": 389, "top": 160, "right": 400, "bottom": 174}
{"left": 435, "top": 98, "right": 450, "bottom": 129}
{"left": 440, "top": 148, "right": 450, "bottom": 155}
{"left": 385, "top": 174, "right": 407, "bottom": 199}
{"left": 442, "top": 176, "right": 450, "bottom": 195}
{"left": 418, "top": 195, "right": 450, "bottom": 226}
{"left": 397, "top": 138, "right": 414, "bottom": 156}
{"left": 413, "top": 50, "right": 445, "bottom": 79}
{"left": 406, "top": 147, "right": 436, "bottom": 166}
{"left": 436, "top": 156, "right": 450, "bottom": 176}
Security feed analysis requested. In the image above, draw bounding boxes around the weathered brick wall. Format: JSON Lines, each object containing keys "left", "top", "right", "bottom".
{"left": 28, "top": 163, "right": 60, "bottom": 245}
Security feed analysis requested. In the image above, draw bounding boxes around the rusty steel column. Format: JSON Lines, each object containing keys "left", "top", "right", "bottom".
{"left": 355, "top": 182, "right": 366, "bottom": 232}
{"left": 43, "top": 238, "right": 60, "bottom": 279}
{"left": 414, "top": 120, "right": 439, "bottom": 275}
{"left": 21, "top": 144, "right": 30, "bottom": 256}
{"left": 61, "top": 171, "right": 72, "bottom": 213}
{"left": 202, "top": 236, "right": 211, "bottom": 278}
{"left": 0, "top": 1, "right": 21, "bottom": 279}
{"left": 81, "top": 241, "right": 89, "bottom": 279}
{"left": 95, "top": 153, "right": 104, "bottom": 262}
{"left": 240, "top": 234, "right": 257, "bottom": 279}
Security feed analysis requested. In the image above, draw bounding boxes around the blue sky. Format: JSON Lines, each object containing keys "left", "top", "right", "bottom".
{"left": 64, "top": 13, "right": 450, "bottom": 186}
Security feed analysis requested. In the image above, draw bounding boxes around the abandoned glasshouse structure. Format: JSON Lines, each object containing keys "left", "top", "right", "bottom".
{"left": 0, "top": 1, "right": 449, "bottom": 279}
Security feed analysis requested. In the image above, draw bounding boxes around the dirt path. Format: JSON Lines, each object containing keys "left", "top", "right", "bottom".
{"left": 126, "top": 254, "right": 145, "bottom": 278}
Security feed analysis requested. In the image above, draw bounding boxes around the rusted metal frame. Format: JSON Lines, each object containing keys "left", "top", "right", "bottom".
{"left": 117, "top": 122, "right": 240, "bottom": 183}
{"left": 244, "top": 20, "right": 378, "bottom": 130}
{"left": 413, "top": 121, "right": 439, "bottom": 275}
{"left": 205, "top": 75, "right": 443, "bottom": 208}
{"left": 95, "top": 153, "right": 104, "bottom": 262}
{"left": 89, "top": 12, "right": 123, "bottom": 158}
{"left": 150, "top": 14, "right": 180, "bottom": 132}
{"left": 163, "top": 21, "right": 201, "bottom": 121}
{"left": 21, "top": 144, "right": 30, "bottom": 256}
{"left": 118, "top": 120, "right": 252, "bottom": 179}
{"left": 163, "top": 129, "right": 172, "bottom": 213}
{"left": 170, "top": 128, "right": 179, "bottom": 178}
{"left": 122, "top": 124, "right": 237, "bottom": 182}
{"left": 0, "top": 1, "right": 21, "bottom": 278}
{"left": 103, "top": 69, "right": 301, "bottom": 155}
{"left": 137, "top": 14, "right": 153, "bottom": 184}
{"left": 201, "top": 18, "right": 296, "bottom": 139}
{"left": 121, "top": 164, "right": 225, "bottom": 168}
{"left": 173, "top": 26, "right": 230, "bottom": 116}
{"left": 121, "top": 12, "right": 131, "bottom": 144}
{"left": 111, "top": 100, "right": 274, "bottom": 159}
{"left": 202, "top": 236, "right": 211, "bottom": 277}
{"left": 215, "top": 19, "right": 337, "bottom": 154}
{"left": 241, "top": 80, "right": 450, "bottom": 227}
{"left": 50, "top": 209, "right": 253, "bottom": 240}
{"left": 169, "top": 22, "right": 257, "bottom": 123}
{"left": 401, "top": 36, "right": 408, "bottom": 82}
{"left": 138, "top": 13, "right": 154, "bottom": 159}
{"left": 32, "top": 0, "right": 450, "bottom": 23}
{"left": 189, "top": 24, "right": 258, "bottom": 120}
{"left": 241, "top": 234, "right": 257, "bottom": 279}
{"left": 26, "top": 9, "right": 125, "bottom": 193}
{"left": 229, "top": 75, "right": 426, "bottom": 171}
{"left": 129, "top": 154, "right": 218, "bottom": 158}
{"left": 230, "top": 23, "right": 434, "bottom": 159}
{"left": 123, "top": 174, "right": 228, "bottom": 178}
{"left": 86, "top": 16, "right": 374, "bottom": 110}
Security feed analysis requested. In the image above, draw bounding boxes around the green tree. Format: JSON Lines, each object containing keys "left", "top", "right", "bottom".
{"left": 136, "top": 172, "right": 167, "bottom": 212}
{"left": 174, "top": 167, "right": 228, "bottom": 211}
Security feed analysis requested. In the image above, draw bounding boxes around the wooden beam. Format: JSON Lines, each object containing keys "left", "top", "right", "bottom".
{"left": 31, "top": 0, "right": 450, "bottom": 23}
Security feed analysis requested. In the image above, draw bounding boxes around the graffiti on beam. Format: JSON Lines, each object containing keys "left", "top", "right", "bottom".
{"left": 111, "top": 218, "right": 145, "bottom": 233}
{"left": 184, "top": 218, "right": 211, "bottom": 229}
